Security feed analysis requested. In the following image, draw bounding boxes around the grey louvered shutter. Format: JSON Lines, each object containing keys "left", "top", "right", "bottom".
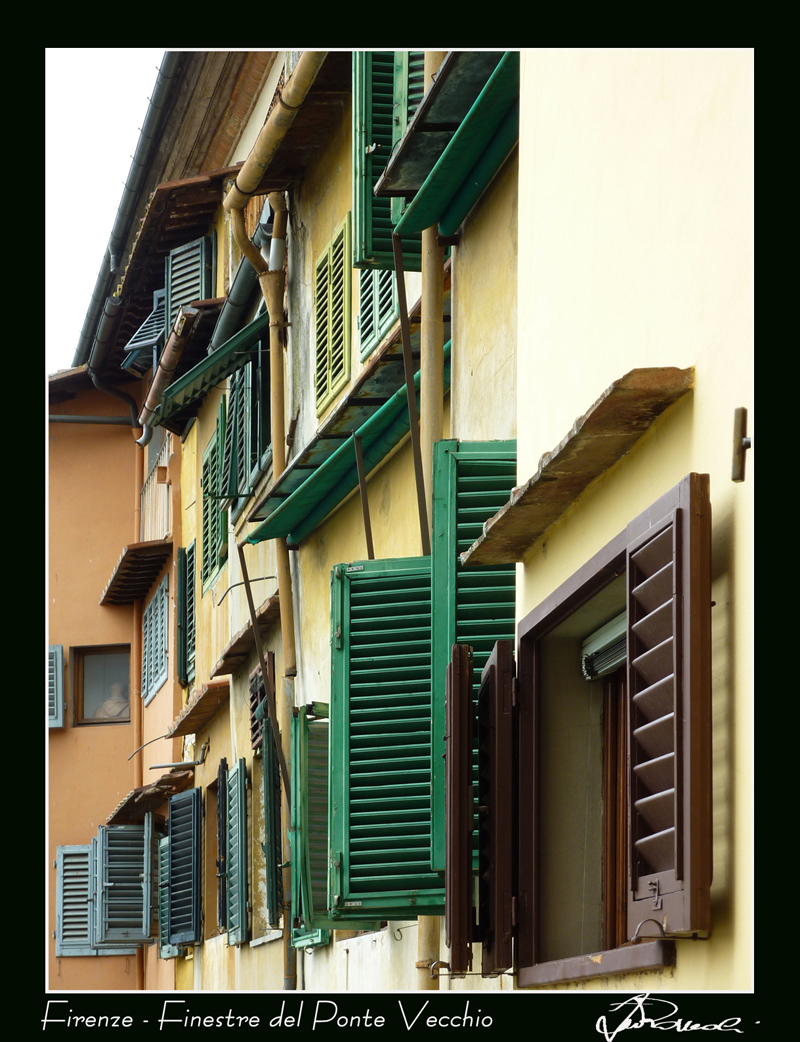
{"left": 158, "top": 836, "right": 180, "bottom": 959}
{"left": 626, "top": 473, "right": 712, "bottom": 939}
{"left": 329, "top": 557, "right": 445, "bottom": 920}
{"left": 95, "top": 814, "right": 155, "bottom": 945}
{"left": 165, "top": 236, "right": 213, "bottom": 338}
{"left": 168, "top": 788, "right": 203, "bottom": 945}
{"left": 216, "top": 758, "right": 228, "bottom": 930}
{"left": 431, "top": 440, "right": 517, "bottom": 871}
{"left": 56, "top": 845, "right": 95, "bottom": 956}
{"left": 122, "top": 289, "right": 165, "bottom": 375}
{"left": 226, "top": 758, "right": 249, "bottom": 946}
{"left": 49, "top": 645, "right": 64, "bottom": 728}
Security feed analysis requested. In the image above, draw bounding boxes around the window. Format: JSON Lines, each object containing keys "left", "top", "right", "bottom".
{"left": 49, "top": 644, "right": 64, "bottom": 728}
{"left": 177, "top": 543, "right": 196, "bottom": 687}
{"left": 72, "top": 645, "right": 131, "bottom": 723}
{"left": 444, "top": 473, "right": 713, "bottom": 985}
{"left": 201, "top": 399, "right": 228, "bottom": 587}
{"left": 352, "top": 51, "right": 424, "bottom": 271}
{"left": 142, "top": 575, "right": 168, "bottom": 705}
{"left": 220, "top": 332, "right": 271, "bottom": 514}
{"left": 166, "top": 787, "right": 203, "bottom": 946}
{"left": 315, "top": 215, "right": 352, "bottom": 413}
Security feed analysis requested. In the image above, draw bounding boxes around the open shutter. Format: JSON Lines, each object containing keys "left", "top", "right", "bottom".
{"left": 353, "top": 52, "right": 423, "bottom": 270}
{"left": 359, "top": 267, "right": 396, "bottom": 360}
{"left": 95, "top": 814, "right": 154, "bottom": 945}
{"left": 48, "top": 645, "right": 64, "bottom": 728}
{"left": 168, "top": 787, "right": 202, "bottom": 946}
{"left": 122, "top": 289, "right": 165, "bottom": 375}
{"left": 476, "top": 639, "right": 515, "bottom": 976}
{"left": 262, "top": 701, "right": 284, "bottom": 929}
{"left": 177, "top": 549, "right": 188, "bottom": 685}
{"left": 329, "top": 557, "right": 444, "bottom": 920}
{"left": 220, "top": 368, "right": 245, "bottom": 503}
{"left": 56, "top": 845, "right": 95, "bottom": 956}
{"left": 315, "top": 215, "right": 351, "bottom": 412}
{"left": 165, "top": 235, "right": 213, "bottom": 338}
{"left": 445, "top": 644, "right": 474, "bottom": 977}
{"left": 226, "top": 758, "right": 249, "bottom": 946}
{"left": 158, "top": 837, "right": 180, "bottom": 959}
{"left": 431, "top": 440, "right": 517, "bottom": 871}
{"left": 216, "top": 758, "right": 228, "bottom": 930}
{"left": 626, "top": 472, "right": 712, "bottom": 939}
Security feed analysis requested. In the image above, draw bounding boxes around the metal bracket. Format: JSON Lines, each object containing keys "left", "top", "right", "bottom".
{"left": 648, "top": 879, "right": 663, "bottom": 910}
{"left": 732, "top": 406, "right": 752, "bottom": 482}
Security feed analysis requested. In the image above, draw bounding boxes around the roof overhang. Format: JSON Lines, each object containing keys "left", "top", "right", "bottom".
{"left": 100, "top": 539, "right": 173, "bottom": 605}
{"left": 460, "top": 368, "right": 695, "bottom": 567}
{"left": 105, "top": 768, "right": 194, "bottom": 825}
{"left": 210, "top": 592, "right": 281, "bottom": 678}
{"left": 168, "top": 679, "right": 231, "bottom": 738}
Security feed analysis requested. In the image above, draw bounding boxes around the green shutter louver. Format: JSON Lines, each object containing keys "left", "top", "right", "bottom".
{"left": 353, "top": 52, "right": 423, "bottom": 270}
{"left": 329, "top": 557, "right": 445, "bottom": 920}
{"left": 168, "top": 788, "right": 202, "bottom": 946}
{"left": 226, "top": 759, "right": 249, "bottom": 946}
{"left": 431, "top": 441, "right": 517, "bottom": 872}
{"left": 165, "top": 236, "right": 214, "bottom": 339}
{"left": 359, "top": 267, "right": 397, "bottom": 360}
{"left": 315, "top": 215, "right": 352, "bottom": 412}
{"left": 49, "top": 645, "right": 64, "bottom": 728}
{"left": 95, "top": 814, "right": 155, "bottom": 945}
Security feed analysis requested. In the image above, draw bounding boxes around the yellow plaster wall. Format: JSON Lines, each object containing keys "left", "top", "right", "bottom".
{"left": 515, "top": 48, "right": 753, "bottom": 992}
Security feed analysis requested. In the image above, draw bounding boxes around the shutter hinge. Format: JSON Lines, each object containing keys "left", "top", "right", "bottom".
{"left": 511, "top": 676, "right": 519, "bottom": 707}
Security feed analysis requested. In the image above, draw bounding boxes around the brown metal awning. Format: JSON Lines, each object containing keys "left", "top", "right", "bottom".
{"left": 460, "top": 368, "right": 695, "bottom": 567}
{"left": 100, "top": 539, "right": 173, "bottom": 605}
{"left": 168, "top": 679, "right": 230, "bottom": 738}
{"left": 105, "top": 768, "right": 194, "bottom": 825}
{"left": 210, "top": 593, "right": 281, "bottom": 678}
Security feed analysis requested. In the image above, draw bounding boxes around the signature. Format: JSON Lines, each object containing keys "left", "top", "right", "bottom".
{"left": 596, "top": 994, "right": 745, "bottom": 1039}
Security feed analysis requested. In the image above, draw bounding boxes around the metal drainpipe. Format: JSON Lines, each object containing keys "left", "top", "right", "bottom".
{"left": 224, "top": 52, "right": 327, "bottom": 992}
{"left": 135, "top": 307, "right": 199, "bottom": 447}
{"left": 416, "top": 49, "right": 447, "bottom": 994}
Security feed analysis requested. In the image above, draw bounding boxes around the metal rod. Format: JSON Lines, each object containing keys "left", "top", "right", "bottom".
{"left": 392, "top": 232, "right": 431, "bottom": 556}
{"left": 352, "top": 433, "right": 375, "bottom": 560}
{"left": 48, "top": 415, "right": 133, "bottom": 424}
{"left": 236, "top": 542, "right": 291, "bottom": 808}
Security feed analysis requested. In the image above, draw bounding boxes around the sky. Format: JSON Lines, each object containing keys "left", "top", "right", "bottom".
{"left": 46, "top": 48, "right": 167, "bottom": 375}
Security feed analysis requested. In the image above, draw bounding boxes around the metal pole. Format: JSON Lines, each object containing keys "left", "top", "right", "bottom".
{"left": 352, "top": 433, "right": 375, "bottom": 560}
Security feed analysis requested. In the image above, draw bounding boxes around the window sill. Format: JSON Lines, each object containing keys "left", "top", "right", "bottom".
{"left": 517, "top": 940, "right": 675, "bottom": 988}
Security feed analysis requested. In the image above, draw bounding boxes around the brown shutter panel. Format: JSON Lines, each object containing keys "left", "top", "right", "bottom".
{"left": 626, "top": 472, "right": 712, "bottom": 939}
{"left": 477, "top": 639, "right": 516, "bottom": 976}
{"left": 445, "top": 643, "right": 475, "bottom": 977}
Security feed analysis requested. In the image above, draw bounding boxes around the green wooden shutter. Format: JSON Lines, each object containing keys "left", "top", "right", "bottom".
{"left": 390, "top": 52, "right": 426, "bottom": 230}
{"left": 168, "top": 788, "right": 202, "bottom": 946}
{"left": 329, "top": 557, "right": 445, "bottom": 920}
{"left": 359, "top": 267, "right": 397, "bottom": 361}
{"left": 201, "top": 400, "right": 228, "bottom": 585}
{"left": 158, "top": 836, "right": 180, "bottom": 959}
{"left": 49, "top": 645, "right": 64, "bottom": 728}
{"left": 261, "top": 699, "right": 284, "bottom": 929}
{"left": 226, "top": 759, "right": 249, "bottom": 946}
{"left": 165, "top": 235, "right": 214, "bottom": 338}
{"left": 315, "top": 215, "right": 352, "bottom": 412}
{"left": 95, "top": 814, "right": 154, "bottom": 945}
{"left": 431, "top": 441, "right": 517, "bottom": 872}
{"left": 220, "top": 368, "right": 246, "bottom": 503}
{"left": 352, "top": 52, "right": 422, "bottom": 270}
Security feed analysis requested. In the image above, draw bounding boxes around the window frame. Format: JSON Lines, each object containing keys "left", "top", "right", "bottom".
{"left": 514, "top": 473, "right": 712, "bottom": 987}
{"left": 71, "top": 644, "right": 132, "bottom": 724}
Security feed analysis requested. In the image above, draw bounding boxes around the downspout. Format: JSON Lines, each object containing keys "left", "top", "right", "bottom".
{"left": 224, "top": 50, "right": 328, "bottom": 992}
{"left": 416, "top": 49, "right": 447, "bottom": 993}
{"left": 132, "top": 437, "right": 145, "bottom": 991}
{"left": 135, "top": 307, "right": 199, "bottom": 447}
{"left": 87, "top": 296, "right": 140, "bottom": 426}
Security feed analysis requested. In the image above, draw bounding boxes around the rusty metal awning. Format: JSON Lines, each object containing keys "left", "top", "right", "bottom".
{"left": 168, "top": 679, "right": 231, "bottom": 738}
{"left": 100, "top": 539, "right": 173, "bottom": 605}
{"left": 105, "top": 768, "right": 194, "bottom": 825}
{"left": 460, "top": 368, "right": 695, "bottom": 567}
{"left": 210, "top": 592, "right": 281, "bottom": 678}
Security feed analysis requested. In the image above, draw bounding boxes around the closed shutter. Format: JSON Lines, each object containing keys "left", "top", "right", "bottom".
{"left": 445, "top": 644, "right": 474, "bottom": 977}
{"left": 261, "top": 696, "right": 283, "bottom": 929}
{"left": 220, "top": 368, "right": 245, "bottom": 503}
{"left": 216, "top": 758, "right": 228, "bottom": 930}
{"left": 165, "top": 236, "right": 213, "bottom": 338}
{"left": 626, "top": 472, "right": 712, "bottom": 938}
{"left": 431, "top": 441, "right": 517, "bottom": 871}
{"left": 352, "top": 51, "right": 423, "bottom": 270}
{"left": 226, "top": 758, "right": 249, "bottom": 946}
{"left": 142, "top": 574, "right": 169, "bottom": 703}
{"left": 315, "top": 215, "right": 351, "bottom": 412}
{"left": 329, "top": 557, "right": 444, "bottom": 920}
{"left": 55, "top": 845, "right": 95, "bottom": 956}
{"left": 201, "top": 399, "right": 228, "bottom": 585}
{"left": 95, "top": 814, "right": 154, "bottom": 945}
{"left": 158, "top": 837, "right": 180, "bottom": 959}
{"left": 168, "top": 787, "right": 202, "bottom": 945}
{"left": 48, "top": 645, "right": 64, "bottom": 728}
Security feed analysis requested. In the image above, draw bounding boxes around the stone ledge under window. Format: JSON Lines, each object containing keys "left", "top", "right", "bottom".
{"left": 461, "top": 367, "right": 694, "bottom": 567}
{"left": 517, "top": 939, "right": 676, "bottom": 988}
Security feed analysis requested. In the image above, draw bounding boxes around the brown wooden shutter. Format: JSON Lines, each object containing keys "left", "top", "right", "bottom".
{"left": 477, "top": 639, "right": 516, "bottom": 976}
{"left": 626, "top": 472, "right": 712, "bottom": 939}
{"left": 445, "top": 643, "right": 474, "bottom": 977}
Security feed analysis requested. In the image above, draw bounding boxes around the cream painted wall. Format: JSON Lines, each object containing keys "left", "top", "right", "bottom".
{"left": 515, "top": 48, "right": 753, "bottom": 992}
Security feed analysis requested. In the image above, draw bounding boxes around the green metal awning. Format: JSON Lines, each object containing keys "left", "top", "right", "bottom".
{"left": 392, "top": 51, "right": 519, "bottom": 238}
{"left": 245, "top": 341, "right": 451, "bottom": 548}
{"left": 156, "top": 309, "right": 270, "bottom": 426}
